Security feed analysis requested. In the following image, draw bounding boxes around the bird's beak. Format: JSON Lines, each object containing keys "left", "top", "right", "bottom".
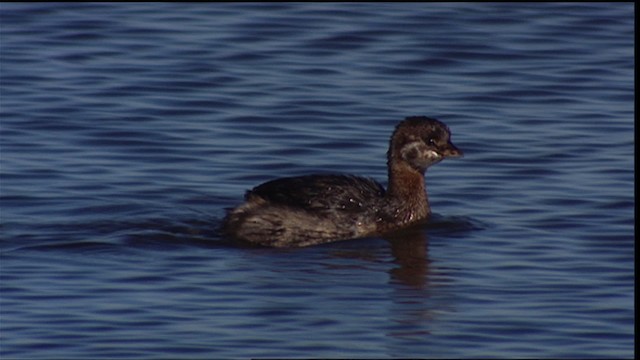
{"left": 441, "top": 141, "right": 463, "bottom": 158}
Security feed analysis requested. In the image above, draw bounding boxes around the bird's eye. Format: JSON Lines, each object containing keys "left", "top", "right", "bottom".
{"left": 425, "top": 137, "right": 435, "bottom": 145}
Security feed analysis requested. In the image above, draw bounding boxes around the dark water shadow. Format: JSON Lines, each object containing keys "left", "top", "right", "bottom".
{"left": 424, "top": 213, "right": 487, "bottom": 235}
{"left": 10, "top": 213, "right": 234, "bottom": 255}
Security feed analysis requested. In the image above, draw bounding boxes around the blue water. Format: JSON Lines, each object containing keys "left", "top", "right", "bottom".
{"left": 0, "top": 2, "right": 634, "bottom": 358}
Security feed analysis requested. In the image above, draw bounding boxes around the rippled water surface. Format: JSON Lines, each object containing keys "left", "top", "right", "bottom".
{"left": 0, "top": 3, "right": 634, "bottom": 359}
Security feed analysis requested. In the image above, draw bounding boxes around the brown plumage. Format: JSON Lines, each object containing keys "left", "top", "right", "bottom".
{"left": 222, "top": 116, "right": 463, "bottom": 247}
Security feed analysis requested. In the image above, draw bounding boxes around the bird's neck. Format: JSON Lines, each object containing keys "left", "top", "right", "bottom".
{"left": 386, "top": 162, "right": 430, "bottom": 220}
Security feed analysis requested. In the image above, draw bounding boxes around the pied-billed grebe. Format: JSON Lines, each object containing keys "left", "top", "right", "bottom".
{"left": 223, "top": 116, "right": 462, "bottom": 247}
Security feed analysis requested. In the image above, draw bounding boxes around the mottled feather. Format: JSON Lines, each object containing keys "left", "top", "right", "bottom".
{"left": 247, "top": 174, "right": 385, "bottom": 213}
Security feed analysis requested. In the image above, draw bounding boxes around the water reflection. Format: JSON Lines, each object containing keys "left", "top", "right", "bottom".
{"left": 386, "top": 225, "right": 431, "bottom": 289}
{"left": 385, "top": 226, "right": 439, "bottom": 343}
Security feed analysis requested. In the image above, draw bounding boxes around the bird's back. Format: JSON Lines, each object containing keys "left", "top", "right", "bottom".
{"left": 247, "top": 174, "right": 385, "bottom": 213}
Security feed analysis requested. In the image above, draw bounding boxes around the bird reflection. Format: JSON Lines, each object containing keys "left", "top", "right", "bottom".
{"left": 386, "top": 225, "right": 431, "bottom": 289}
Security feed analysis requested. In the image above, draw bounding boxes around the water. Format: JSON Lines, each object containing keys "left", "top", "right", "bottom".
{"left": 0, "top": 3, "right": 634, "bottom": 358}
